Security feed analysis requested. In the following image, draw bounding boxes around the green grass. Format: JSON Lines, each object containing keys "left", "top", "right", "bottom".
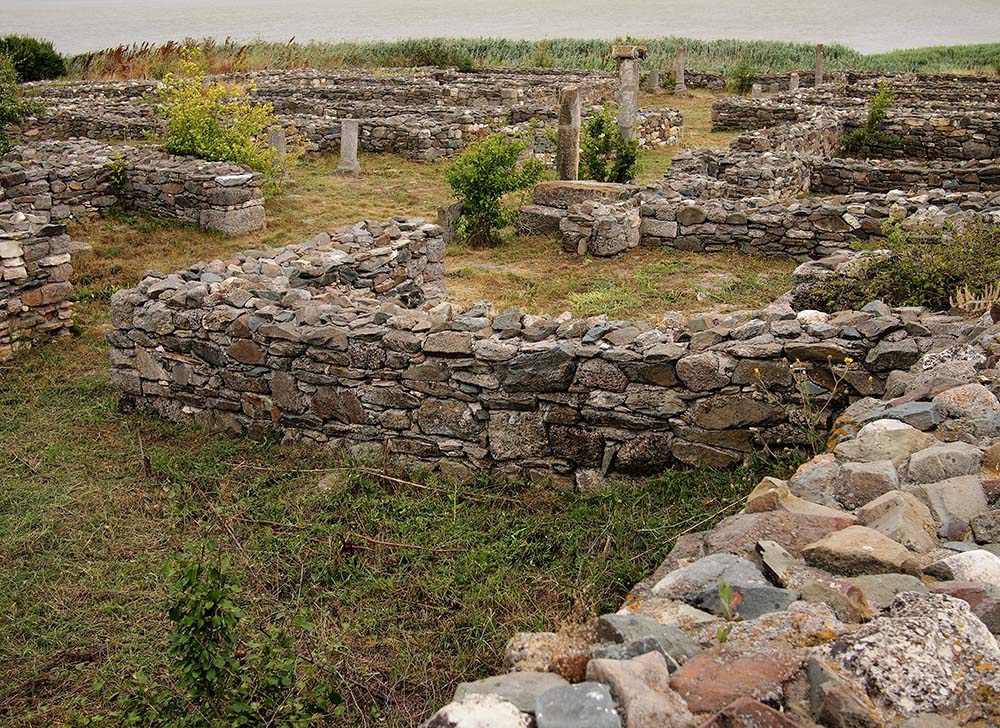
{"left": 0, "top": 302, "right": 799, "bottom": 727}
{"left": 64, "top": 36, "right": 1000, "bottom": 81}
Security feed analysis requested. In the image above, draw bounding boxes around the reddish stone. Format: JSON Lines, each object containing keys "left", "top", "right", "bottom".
{"left": 670, "top": 643, "right": 804, "bottom": 714}
{"left": 698, "top": 698, "right": 801, "bottom": 728}
{"left": 20, "top": 282, "right": 73, "bottom": 307}
{"left": 927, "top": 580, "right": 1000, "bottom": 633}
{"left": 227, "top": 338, "right": 266, "bottom": 364}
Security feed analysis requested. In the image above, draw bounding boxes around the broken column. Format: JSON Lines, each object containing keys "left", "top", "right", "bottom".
{"left": 611, "top": 44, "right": 646, "bottom": 141}
{"left": 556, "top": 85, "right": 581, "bottom": 181}
{"left": 674, "top": 47, "right": 688, "bottom": 96}
{"left": 816, "top": 44, "right": 825, "bottom": 87}
{"left": 769, "top": 82, "right": 780, "bottom": 95}
{"left": 645, "top": 68, "right": 660, "bottom": 93}
{"left": 267, "top": 126, "right": 287, "bottom": 178}
{"left": 789, "top": 73, "right": 800, "bottom": 91}
{"left": 336, "top": 118, "right": 361, "bottom": 175}
{"left": 751, "top": 83, "right": 762, "bottom": 99}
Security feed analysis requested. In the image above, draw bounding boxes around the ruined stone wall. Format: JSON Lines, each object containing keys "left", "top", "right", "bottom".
{"left": 19, "top": 68, "right": 681, "bottom": 161}
{"left": 639, "top": 189, "right": 1000, "bottom": 259}
{"left": 106, "top": 215, "right": 981, "bottom": 483}
{"left": 1, "top": 140, "right": 264, "bottom": 235}
{"left": 0, "top": 214, "right": 75, "bottom": 360}
{"left": 811, "top": 157, "right": 1000, "bottom": 195}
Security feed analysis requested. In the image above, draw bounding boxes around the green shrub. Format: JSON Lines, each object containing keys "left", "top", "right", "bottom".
{"left": 579, "top": 105, "right": 639, "bottom": 184}
{"left": 0, "top": 35, "right": 66, "bottom": 81}
{"left": 840, "top": 81, "right": 901, "bottom": 155}
{"left": 159, "top": 49, "right": 285, "bottom": 180}
{"left": 0, "top": 54, "right": 44, "bottom": 155}
{"left": 802, "top": 223, "right": 1000, "bottom": 312}
{"left": 726, "top": 57, "right": 757, "bottom": 93}
{"left": 88, "top": 543, "right": 340, "bottom": 727}
{"left": 446, "top": 133, "right": 544, "bottom": 246}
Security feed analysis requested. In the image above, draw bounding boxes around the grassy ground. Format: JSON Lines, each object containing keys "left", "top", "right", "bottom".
{"left": 63, "top": 37, "right": 1000, "bottom": 80}
{"left": 0, "top": 299, "right": 794, "bottom": 726}
{"left": 1, "top": 92, "right": 800, "bottom": 725}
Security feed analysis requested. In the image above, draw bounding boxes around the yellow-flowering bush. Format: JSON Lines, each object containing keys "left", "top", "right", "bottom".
{"left": 158, "top": 49, "right": 286, "bottom": 181}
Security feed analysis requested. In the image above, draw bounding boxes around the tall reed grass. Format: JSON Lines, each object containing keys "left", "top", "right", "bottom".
{"left": 62, "top": 36, "right": 1000, "bottom": 81}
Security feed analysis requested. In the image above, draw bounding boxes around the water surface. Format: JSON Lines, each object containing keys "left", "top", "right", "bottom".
{"left": 7, "top": 0, "right": 1000, "bottom": 56}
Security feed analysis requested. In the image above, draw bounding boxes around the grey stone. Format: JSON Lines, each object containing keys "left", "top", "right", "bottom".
{"left": 906, "top": 475, "right": 989, "bottom": 537}
{"left": 586, "top": 652, "right": 695, "bottom": 728}
{"left": 876, "top": 401, "right": 940, "bottom": 431}
{"left": 454, "top": 672, "right": 569, "bottom": 713}
{"left": 846, "top": 573, "right": 928, "bottom": 611}
{"left": 535, "top": 682, "right": 621, "bottom": 728}
{"left": 807, "top": 655, "right": 881, "bottom": 728}
{"left": 652, "top": 554, "right": 768, "bottom": 598}
{"left": 856, "top": 490, "right": 938, "bottom": 553}
{"left": 971, "top": 510, "right": 1000, "bottom": 544}
{"left": 685, "top": 584, "right": 800, "bottom": 620}
{"left": 907, "top": 442, "right": 982, "bottom": 484}
{"left": 819, "top": 592, "right": 1000, "bottom": 719}
{"left": 595, "top": 614, "right": 701, "bottom": 664}
{"left": 924, "top": 549, "right": 1000, "bottom": 588}
{"left": 932, "top": 383, "right": 1000, "bottom": 419}
{"left": 835, "top": 460, "right": 899, "bottom": 509}
{"left": 835, "top": 425, "right": 935, "bottom": 465}
{"left": 675, "top": 352, "right": 734, "bottom": 391}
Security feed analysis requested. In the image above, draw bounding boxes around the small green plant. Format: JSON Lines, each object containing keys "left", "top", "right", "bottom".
{"left": 446, "top": 133, "right": 544, "bottom": 246}
{"left": 531, "top": 40, "right": 556, "bottom": 69}
{"left": 0, "top": 54, "right": 44, "bottom": 155}
{"left": 0, "top": 35, "right": 66, "bottom": 81}
{"left": 840, "top": 81, "right": 901, "bottom": 154}
{"left": 579, "top": 105, "right": 639, "bottom": 184}
{"left": 86, "top": 542, "right": 340, "bottom": 727}
{"left": 158, "top": 48, "right": 287, "bottom": 182}
{"left": 103, "top": 152, "right": 130, "bottom": 193}
{"left": 726, "top": 57, "right": 757, "bottom": 93}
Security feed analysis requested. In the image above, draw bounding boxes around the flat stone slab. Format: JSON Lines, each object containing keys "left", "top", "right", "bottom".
{"left": 454, "top": 672, "right": 569, "bottom": 713}
{"left": 535, "top": 682, "right": 622, "bottom": 728}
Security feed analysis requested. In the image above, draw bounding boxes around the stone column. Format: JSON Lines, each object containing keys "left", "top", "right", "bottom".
{"left": 611, "top": 44, "right": 646, "bottom": 141}
{"left": 556, "top": 85, "right": 581, "bottom": 181}
{"left": 789, "top": 73, "right": 800, "bottom": 92}
{"left": 769, "top": 82, "right": 780, "bottom": 95}
{"left": 336, "top": 119, "right": 361, "bottom": 175}
{"left": 751, "top": 83, "right": 762, "bottom": 99}
{"left": 816, "top": 44, "right": 825, "bottom": 87}
{"left": 267, "top": 126, "right": 287, "bottom": 177}
{"left": 674, "top": 47, "right": 688, "bottom": 96}
{"left": 645, "top": 68, "right": 660, "bottom": 93}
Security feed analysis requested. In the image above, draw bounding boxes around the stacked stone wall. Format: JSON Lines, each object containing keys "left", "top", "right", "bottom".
{"left": 0, "top": 214, "right": 75, "bottom": 360}
{"left": 2, "top": 140, "right": 264, "bottom": 235}
{"left": 107, "top": 214, "right": 988, "bottom": 483}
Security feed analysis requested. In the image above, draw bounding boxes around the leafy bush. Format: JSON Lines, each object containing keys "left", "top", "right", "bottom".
{"left": 89, "top": 543, "right": 340, "bottom": 727}
{"left": 840, "top": 81, "right": 901, "bottom": 155}
{"left": 446, "top": 133, "right": 544, "bottom": 246}
{"left": 802, "top": 223, "right": 1000, "bottom": 312}
{"left": 0, "top": 54, "right": 44, "bottom": 155}
{"left": 159, "top": 49, "right": 285, "bottom": 180}
{"left": 579, "top": 105, "right": 640, "bottom": 183}
{"left": 726, "top": 57, "right": 757, "bottom": 93}
{"left": 0, "top": 35, "right": 66, "bottom": 81}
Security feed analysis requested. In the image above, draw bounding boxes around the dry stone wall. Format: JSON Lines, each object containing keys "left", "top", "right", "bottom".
{"left": 19, "top": 68, "right": 683, "bottom": 161}
{"left": 106, "top": 214, "right": 991, "bottom": 482}
{"left": 0, "top": 213, "right": 75, "bottom": 360}
{"left": 2, "top": 139, "right": 264, "bottom": 235}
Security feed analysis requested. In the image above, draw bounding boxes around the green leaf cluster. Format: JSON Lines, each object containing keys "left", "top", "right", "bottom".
{"left": 446, "top": 133, "right": 544, "bottom": 246}
{"left": 580, "top": 105, "right": 639, "bottom": 184}
{"left": 840, "top": 82, "right": 902, "bottom": 155}
{"left": 158, "top": 49, "right": 287, "bottom": 182}
{"left": 803, "top": 223, "right": 1000, "bottom": 312}
{"left": 0, "top": 35, "right": 66, "bottom": 82}
{"left": 0, "top": 54, "right": 45, "bottom": 155}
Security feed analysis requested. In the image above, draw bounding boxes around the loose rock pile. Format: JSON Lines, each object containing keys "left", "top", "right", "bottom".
{"left": 423, "top": 337, "right": 1000, "bottom": 727}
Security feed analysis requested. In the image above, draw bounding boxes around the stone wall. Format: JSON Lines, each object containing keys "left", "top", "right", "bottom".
{"left": 19, "top": 68, "right": 683, "bottom": 161}
{"left": 811, "top": 157, "right": 1000, "bottom": 195}
{"left": 1, "top": 139, "right": 265, "bottom": 235}
{"left": 107, "top": 214, "right": 987, "bottom": 482}
{"left": 0, "top": 213, "right": 75, "bottom": 360}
